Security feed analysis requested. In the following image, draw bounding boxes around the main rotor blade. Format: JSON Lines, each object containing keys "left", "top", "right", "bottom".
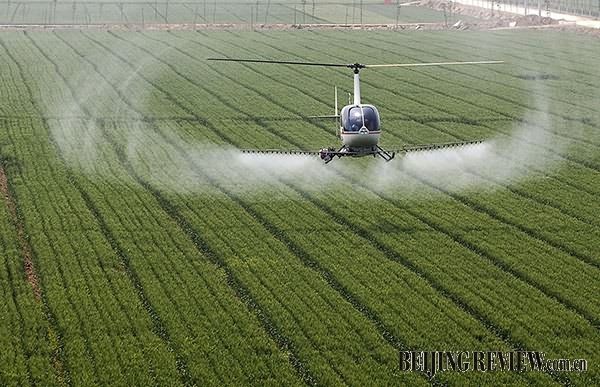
{"left": 207, "top": 58, "right": 349, "bottom": 68}
{"left": 366, "top": 60, "right": 504, "bottom": 68}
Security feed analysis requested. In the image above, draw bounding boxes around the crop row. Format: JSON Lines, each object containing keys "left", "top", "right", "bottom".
{"left": 363, "top": 31, "right": 600, "bottom": 154}
{"left": 186, "top": 28, "right": 593, "bottom": 270}
{"left": 190, "top": 29, "right": 600, "bottom": 260}
{"left": 22, "top": 27, "right": 422, "bottom": 384}
{"left": 214, "top": 30, "right": 600, "bottom": 262}
{"left": 1, "top": 36, "right": 187, "bottom": 386}
{"left": 131, "top": 30, "right": 600, "bottom": 384}
{"left": 370, "top": 30, "right": 600, "bottom": 113}
{"left": 115, "top": 30, "right": 596, "bottom": 384}
{"left": 0, "top": 60, "right": 187, "bottom": 386}
{"left": 59, "top": 118, "right": 305, "bottom": 385}
{"left": 5, "top": 32, "right": 316, "bottom": 385}
{"left": 211, "top": 28, "right": 600, "bottom": 175}
{"left": 52, "top": 30, "right": 430, "bottom": 385}
{"left": 2, "top": 28, "right": 599, "bottom": 385}
{"left": 0, "top": 150, "right": 59, "bottom": 387}
{"left": 311, "top": 31, "right": 600, "bottom": 150}
{"left": 54, "top": 27, "right": 548, "bottom": 384}
{"left": 122, "top": 108, "right": 553, "bottom": 386}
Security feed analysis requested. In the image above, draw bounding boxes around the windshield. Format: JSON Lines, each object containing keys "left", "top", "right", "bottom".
{"left": 343, "top": 106, "right": 380, "bottom": 132}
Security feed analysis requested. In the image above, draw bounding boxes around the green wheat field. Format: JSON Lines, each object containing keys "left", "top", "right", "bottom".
{"left": 0, "top": 26, "right": 599, "bottom": 386}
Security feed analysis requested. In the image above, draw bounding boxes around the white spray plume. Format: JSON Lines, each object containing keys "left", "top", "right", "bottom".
{"left": 121, "top": 124, "right": 341, "bottom": 196}
{"left": 371, "top": 81, "right": 564, "bottom": 195}
{"left": 43, "top": 37, "right": 565, "bottom": 198}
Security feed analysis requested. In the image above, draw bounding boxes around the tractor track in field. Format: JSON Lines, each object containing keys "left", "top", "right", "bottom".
{"left": 248, "top": 32, "right": 600, "bottom": 177}
{"left": 309, "top": 30, "right": 600, "bottom": 150}
{"left": 62, "top": 162, "right": 194, "bottom": 387}
{"left": 428, "top": 120, "right": 600, "bottom": 195}
{"left": 367, "top": 29, "right": 600, "bottom": 101}
{"left": 500, "top": 36, "right": 600, "bottom": 71}
{"left": 92, "top": 29, "right": 530, "bottom": 386}
{"left": 101, "top": 120, "right": 321, "bottom": 387}
{"left": 9, "top": 34, "right": 181, "bottom": 386}
{"left": 362, "top": 34, "right": 600, "bottom": 149}
{"left": 51, "top": 32, "right": 145, "bottom": 119}
{"left": 239, "top": 31, "right": 600, "bottom": 240}
{"left": 378, "top": 112, "right": 600, "bottom": 237}
{"left": 328, "top": 113, "right": 600, "bottom": 322}
{"left": 24, "top": 34, "right": 211, "bottom": 376}
{"left": 432, "top": 128, "right": 600, "bottom": 229}
{"left": 175, "top": 100, "right": 569, "bottom": 384}
{"left": 22, "top": 118, "right": 178, "bottom": 386}
{"left": 233, "top": 29, "right": 600, "bottom": 201}
{"left": 0, "top": 162, "right": 46, "bottom": 386}
{"left": 402, "top": 119, "right": 600, "bottom": 220}
{"left": 375, "top": 30, "right": 600, "bottom": 99}
{"left": 63, "top": 30, "right": 323, "bottom": 385}
{"left": 0, "top": 38, "right": 73, "bottom": 387}
{"left": 130, "top": 109, "right": 517, "bottom": 387}
{"left": 2, "top": 27, "right": 597, "bottom": 385}
{"left": 152, "top": 26, "right": 600, "bottom": 185}
{"left": 138, "top": 31, "right": 581, "bottom": 386}
{"left": 192, "top": 31, "right": 600, "bottom": 270}
{"left": 165, "top": 30, "right": 598, "bottom": 345}
{"left": 22, "top": 29, "right": 596, "bottom": 384}
{"left": 433, "top": 32, "right": 600, "bottom": 92}
{"left": 0, "top": 227, "right": 37, "bottom": 386}
{"left": 236, "top": 30, "right": 600, "bottom": 179}
{"left": 20, "top": 32, "right": 193, "bottom": 386}
{"left": 150, "top": 99, "right": 563, "bottom": 385}
{"left": 0, "top": 157, "right": 40, "bottom": 300}
{"left": 91, "top": 31, "right": 417, "bottom": 385}
{"left": 76, "top": 132, "right": 275, "bottom": 384}
{"left": 301, "top": 30, "right": 600, "bottom": 148}
{"left": 209, "top": 24, "right": 600, "bottom": 263}
{"left": 143, "top": 125, "right": 413, "bottom": 372}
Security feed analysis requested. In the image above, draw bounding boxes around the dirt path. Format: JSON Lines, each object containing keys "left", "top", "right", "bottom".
{"left": 0, "top": 21, "right": 448, "bottom": 31}
{"left": 0, "top": 162, "right": 41, "bottom": 300}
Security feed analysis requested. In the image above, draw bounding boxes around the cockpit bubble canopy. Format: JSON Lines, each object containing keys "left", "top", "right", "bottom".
{"left": 342, "top": 105, "right": 380, "bottom": 132}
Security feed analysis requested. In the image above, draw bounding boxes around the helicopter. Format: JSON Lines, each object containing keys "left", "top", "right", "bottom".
{"left": 207, "top": 58, "right": 504, "bottom": 163}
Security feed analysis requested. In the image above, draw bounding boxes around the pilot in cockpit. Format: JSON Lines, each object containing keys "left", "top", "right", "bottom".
{"left": 343, "top": 106, "right": 380, "bottom": 132}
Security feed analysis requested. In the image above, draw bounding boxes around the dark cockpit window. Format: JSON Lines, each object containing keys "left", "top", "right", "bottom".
{"left": 346, "top": 107, "right": 363, "bottom": 132}
{"left": 343, "top": 106, "right": 380, "bottom": 132}
{"left": 362, "top": 107, "right": 380, "bottom": 131}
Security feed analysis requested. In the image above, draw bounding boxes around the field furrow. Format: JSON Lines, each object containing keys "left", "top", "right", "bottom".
{"left": 1, "top": 26, "right": 598, "bottom": 386}
{"left": 203, "top": 31, "right": 600, "bottom": 272}
{"left": 162, "top": 30, "right": 600, "bottom": 324}
{"left": 115, "top": 31, "right": 596, "bottom": 386}
{"left": 1, "top": 34, "right": 190, "bottom": 387}
{"left": 38, "top": 28, "right": 418, "bottom": 386}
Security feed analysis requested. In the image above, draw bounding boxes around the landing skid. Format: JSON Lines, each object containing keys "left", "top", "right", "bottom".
{"left": 319, "top": 145, "right": 395, "bottom": 164}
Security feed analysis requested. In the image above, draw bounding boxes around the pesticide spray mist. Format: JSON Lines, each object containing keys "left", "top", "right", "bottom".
{"left": 44, "top": 36, "right": 566, "bottom": 198}
{"left": 372, "top": 86, "right": 562, "bottom": 195}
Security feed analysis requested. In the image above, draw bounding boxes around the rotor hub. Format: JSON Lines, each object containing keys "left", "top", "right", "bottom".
{"left": 347, "top": 63, "right": 366, "bottom": 73}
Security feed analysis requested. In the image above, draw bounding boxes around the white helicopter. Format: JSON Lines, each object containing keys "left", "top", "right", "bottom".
{"left": 207, "top": 58, "right": 503, "bottom": 163}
